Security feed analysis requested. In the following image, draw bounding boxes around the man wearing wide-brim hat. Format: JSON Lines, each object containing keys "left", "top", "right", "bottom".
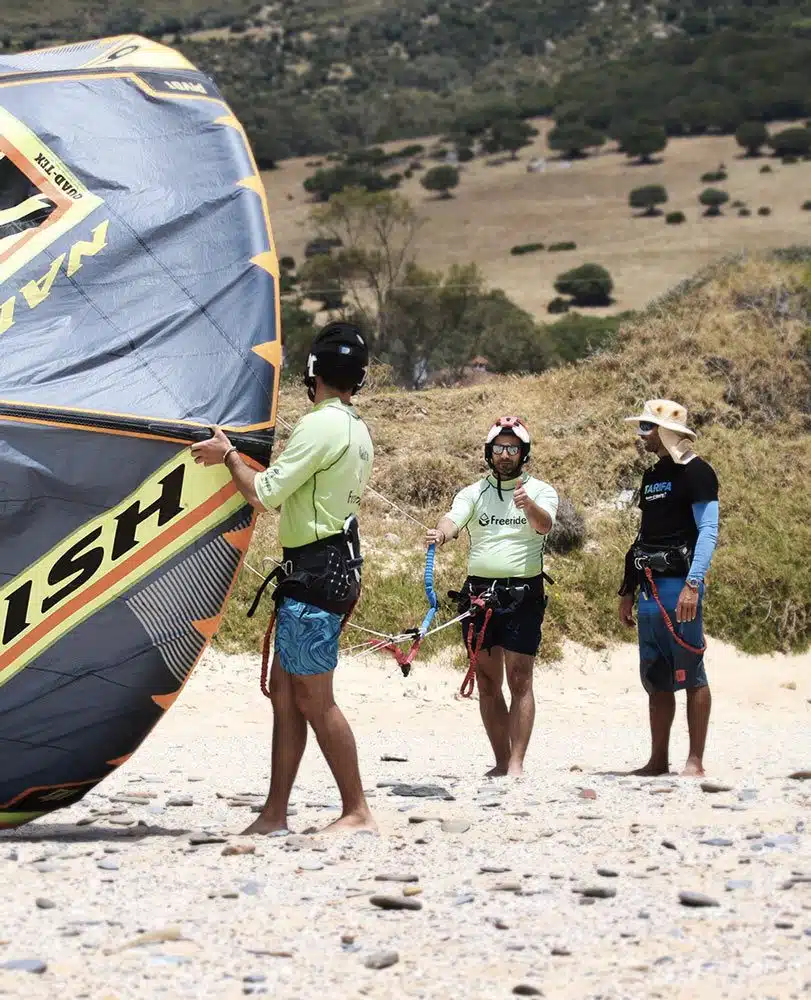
{"left": 618, "top": 399, "right": 720, "bottom": 777}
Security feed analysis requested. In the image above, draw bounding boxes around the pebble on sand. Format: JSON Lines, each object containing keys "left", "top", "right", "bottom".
{"left": 363, "top": 950, "right": 399, "bottom": 970}
{"left": 1, "top": 959, "right": 47, "bottom": 974}
{"left": 374, "top": 873, "right": 419, "bottom": 883}
{"left": 222, "top": 845, "right": 257, "bottom": 857}
{"left": 166, "top": 796, "right": 194, "bottom": 807}
{"left": 35, "top": 898, "right": 56, "bottom": 910}
{"left": 512, "top": 985, "right": 543, "bottom": 996}
{"left": 440, "top": 820, "right": 471, "bottom": 834}
{"left": 679, "top": 891, "right": 720, "bottom": 908}
{"left": 370, "top": 895, "right": 422, "bottom": 911}
{"left": 581, "top": 887, "right": 617, "bottom": 899}
{"left": 700, "top": 782, "right": 733, "bottom": 794}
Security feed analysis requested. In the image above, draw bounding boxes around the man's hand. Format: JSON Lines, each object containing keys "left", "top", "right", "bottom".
{"left": 513, "top": 482, "right": 530, "bottom": 509}
{"left": 425, "top": 528, "right": 446, "bottom": 549}
{"left": 619, "top": 595, "right": 636, "bottom": 628}
{"left": 191, "top": 426, "right": 233, "bottom": 467}
{"left": 676, "top": 583, "right": 699, "bottom": 623}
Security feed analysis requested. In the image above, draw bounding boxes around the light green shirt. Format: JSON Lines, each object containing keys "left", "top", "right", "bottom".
{"left": 446, "top": 473, "right": 559, "bottom": 578}
{"left": 254, "top": 399, "right": 374, "bottom": 549}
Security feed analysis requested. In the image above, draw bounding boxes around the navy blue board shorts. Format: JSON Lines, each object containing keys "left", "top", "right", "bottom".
{"left": 275, "top": 597, "right": 343, "bottom": 676}
{"left": 637, "top": 576, "right": 708, "bottom": 693}
{"left": 460, "top": 575, "right": 546, "bottom": 657}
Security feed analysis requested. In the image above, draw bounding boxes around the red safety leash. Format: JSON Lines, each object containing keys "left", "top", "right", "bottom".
{"left": 459, "top": 604, "right": 493, "bottom": 698}
{"left": 643, "top": 567, "right": 706, "bottom": 656}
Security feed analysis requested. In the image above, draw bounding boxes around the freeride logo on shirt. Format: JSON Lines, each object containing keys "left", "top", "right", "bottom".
{"left": 478, "top": 513, "right": 527, "bottom": 527}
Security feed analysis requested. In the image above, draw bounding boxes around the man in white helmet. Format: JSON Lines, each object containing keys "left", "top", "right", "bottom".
{"left": 619, "top": 399, "right": 719, "bottom": 777}
{"left": 426, "top": 417, "right": 558, "bottom": 777}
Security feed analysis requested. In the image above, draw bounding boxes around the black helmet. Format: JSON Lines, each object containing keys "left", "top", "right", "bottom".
{"left": 304, "top": 321, "right": 369, "bottom": 402}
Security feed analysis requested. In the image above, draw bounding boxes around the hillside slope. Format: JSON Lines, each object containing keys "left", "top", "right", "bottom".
{"left": 219, "top": 250, "right": 811, "bottom": 661}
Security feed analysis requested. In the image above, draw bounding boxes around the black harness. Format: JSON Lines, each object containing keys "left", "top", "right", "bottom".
{"left": 248, "top": 515, "right": 363, "bottom": 619}
{"left": 619, "top": 539, "right": 693, "bottom": 597}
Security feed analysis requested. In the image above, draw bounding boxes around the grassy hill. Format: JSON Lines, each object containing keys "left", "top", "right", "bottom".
{"left": 218, "top": 249, "right": 811, "bottom": 662}
{"left": 263, "top": 124, "right": 811, "bottom": 319}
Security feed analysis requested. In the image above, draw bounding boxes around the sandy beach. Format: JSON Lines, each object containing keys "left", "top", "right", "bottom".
{"left": 1, "top": 638, "right": 809, "bottom": 999}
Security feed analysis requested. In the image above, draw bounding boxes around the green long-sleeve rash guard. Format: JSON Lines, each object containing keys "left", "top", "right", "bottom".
{"left": 254, "top": 399, "right": 374, "bottom": 548}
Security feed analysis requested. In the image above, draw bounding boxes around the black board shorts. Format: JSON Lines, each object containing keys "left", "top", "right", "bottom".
{"left": 459, "top": 575, "right": 546, "bottom": 657}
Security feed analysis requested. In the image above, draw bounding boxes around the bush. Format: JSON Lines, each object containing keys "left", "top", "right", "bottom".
{"left": 731, "top": 199, "right": 746, "bottom": 208}
{"left": 618, "top": 122, "right": 668, "bottom": 163}
{"left": 554, "top": 263, "right": 614, "bottom": 307}
{"left": 397, "top": 144, "right": 425, "bottom": 158}
{"left": 665, "top": 210, "right": 686, "bottom": 224}
{"left": 547, "top": 297, "right": 571, "bottom": 314}
{"left": 510, "top": 243, "right": 545, "bottom": 255}
{"left": 802, "top": 201, "right": 811, "bottom": 211}
{"left": 699, "top": 187, "right": 730, "bottom": 216}
{"left": 548, "top": 241, "right": 577, "bottom": 252}
{"left": 457, "top": 146, "right": 475, "bottom": 163}
{"left": 421, "top": 165, "right": 460, "bottom": 198}
{"left": 782, "top": 154, "right": 799, "bottom": 165}
{"left": 758, "top": 206, "right": 771, "bottom": 216}
{"left": 547, "top": 123, "right": 606, "bottom": 159}
{"left": 279, "top": 255, "right": 296, "bottom": 271}
{"left": 769, "top": 127, "right": 811, "bottom": 159}
{"left": 629, "top": 184, "right": 668, "bottom": 216}
{"left": 735, "top": 121, "right": 769, "bottom": 157}
{"left": 546, "top": 497, "right": 587, "bottom": 554}
{"left": 303, "top": 165, "right": 399, "bottom": 202}
{"left": 701, "top": 169, "right": 727, "bottom": 183}
{"left": 403, "top": 169, "right": 413, "bottom": 179}
{"left": 760, "top": 164, "right": 773, "bottom": 174}
{"left": 738, "top": 207, "right": 751, "bottom": 217}
{"left": 409, "top": 160, "right": 423, "bottom": 171}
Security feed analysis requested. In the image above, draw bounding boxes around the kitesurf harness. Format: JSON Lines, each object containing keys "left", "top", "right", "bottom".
{"left": 453, "top": 573, "right": 553, "bottom": 698}
{"left": 629, "top": 542, "right": 706, "bottom": 656}
{"left": 247, "top": 515, "right": 363, "bottom": 698}
{"left": 485, "top": 416, "right": 531, "bottom": 501}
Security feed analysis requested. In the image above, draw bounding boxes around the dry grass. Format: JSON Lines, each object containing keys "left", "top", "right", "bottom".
{"left": 263, "top": 120, "right": 811, "bottom": 318}
{"left": 218, "top": 251, "right": 811, "bottom": 660}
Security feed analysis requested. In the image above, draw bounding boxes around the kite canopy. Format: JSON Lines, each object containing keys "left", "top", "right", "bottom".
{"left": 0, "top": 36, "right": 280, "bottom": 829}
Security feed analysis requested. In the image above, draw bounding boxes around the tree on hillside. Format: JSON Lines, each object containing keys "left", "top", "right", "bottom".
{"left": 735, "top": 121, "right": 769, "bottom": 157}
{"left": 547, "top": 124, "right": 606, "bottom": 159}
{"left": 279, "top": 299, "right": 317, "bottom": 377}
{"left": 421, "top": 165, "right": 460, "bottom": 198}
{"left": 618, "top": 123, "right": 668, "bottom": 164}
{"left": 483, "top": 119, "right": 538, "bottom": 159}
{"left": 768, "top": 127, "right": 811, "bottom": 160}
{"left": 629, "top": 184, "right": 668, "bottom": 216}
{"left": 699, "top": 188, "right": 730, "bottom": 216}
{"left": 554, "top": 264, "right": 614, "bottom": 307}
{"left": 303, "top": 165, "right": 400, "bottom": 202}
{"left": 307, "top": 187, "right": 421, "bottom": 357}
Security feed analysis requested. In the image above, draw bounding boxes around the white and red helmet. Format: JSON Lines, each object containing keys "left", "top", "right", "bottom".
{"left": 484, "top": 415, "right": 531, "bottom": 470}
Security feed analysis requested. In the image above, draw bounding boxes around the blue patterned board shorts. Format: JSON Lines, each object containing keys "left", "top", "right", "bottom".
{"left": 275, "top": 597, "right": 343, "bottom": 676}
{"left": 637, "top": 577, "right": 708, "bottom": 694}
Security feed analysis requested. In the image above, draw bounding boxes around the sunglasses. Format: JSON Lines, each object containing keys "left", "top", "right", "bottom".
{"left": 492, "top": 443, "right": 520, "bottom": 456}
{"left": 637, "top": 421, "right": 657, "bottom": 434}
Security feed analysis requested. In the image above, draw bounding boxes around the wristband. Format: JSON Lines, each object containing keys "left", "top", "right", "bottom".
{"left": 222, "top": 445, "right": 238, "bottom": 465}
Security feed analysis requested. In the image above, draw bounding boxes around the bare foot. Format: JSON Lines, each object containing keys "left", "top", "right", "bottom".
{"left": 681, "top": 758, "right": 705, "bottom": 777}
{"left": 485, "top": 765, "right": 508, "bottom": 777}
{"left": 506, "top": 762, "right": 524, "bottom": 777}
{"left": 320, "top": 811, "right": 378, "bottom": 835}
{"left": 240, "top": 814, "right": 290, "bottom": 836}
{"left": 630, "top": 763, "right": 671, "bottom": 776}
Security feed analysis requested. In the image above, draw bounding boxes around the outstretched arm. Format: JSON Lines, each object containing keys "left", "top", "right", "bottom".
{"left": 191, "top": 427, "right": 262, "bottom": 509}
{"left": 425, "top": 516, "right": 459, "bottom": 548}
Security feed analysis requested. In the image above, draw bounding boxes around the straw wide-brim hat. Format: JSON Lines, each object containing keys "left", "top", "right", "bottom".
{"left": 624, "top": 398, "right": 696, "bottom": 440}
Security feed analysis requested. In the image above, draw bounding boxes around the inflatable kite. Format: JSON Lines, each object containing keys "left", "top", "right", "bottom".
{"left": 0, "top": 36, "right": 280, "bottom": 828}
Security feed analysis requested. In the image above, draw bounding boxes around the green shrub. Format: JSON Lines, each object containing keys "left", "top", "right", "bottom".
{"left": 629, "top": 184, "right": 668, "bottom": 216}
{"left": 699, "top": 187, "right": 729, "bottom": 216}
{"left": 457, "top": 146, "right": 475, "bottom": 163}
{"left": 701, "top": 169, "right": 727, "bottom": 182}
{"left": 398, "top": 144, "right": 425, "bottom": 158}
{"left": 738, "top": 207, "right": 752, "bottom": 217}
{"left": 403, "top": 169, "right": 413, "bottom": 179}
{"left": 760, "top": 164, "right": 773, "bottom": 174}
{"left": 665, "top": 210, "right": 686, "bottom": 224}
{"left": 510, "top": 242, "right": 545, "bottom": 255}
{"left": 279, "top": 255, "right": 296, "bottom": 271}
{"left": 554, "top": 263, "right": 614, "bottom": 306}
{"left": 802, "top": 201, "right": 811, "bottom": 211}
{"left": 758, "top": 206, "right": 772, "bottom": 216}
{"left": 731, "top": 199, "right": 746, "bottom": 208}
{"left": 548, "top": 241, "right": 577, "bottom": 252}
{"left": 547, "top": 297, "right": 570, "bottom": 314}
